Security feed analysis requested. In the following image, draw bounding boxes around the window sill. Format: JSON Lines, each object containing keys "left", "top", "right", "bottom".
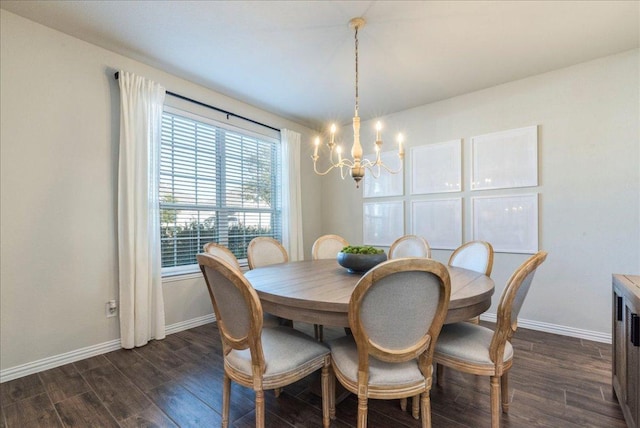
{"left": 161, "top": 264, "right": 249, "bottom": 283}
{"left": 162, "top": 270, "right": 201, "bottom": 283}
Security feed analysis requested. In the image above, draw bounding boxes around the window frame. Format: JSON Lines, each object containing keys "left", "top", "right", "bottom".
{"left": 159, "top": 104, "right": 282, "bottom": 277}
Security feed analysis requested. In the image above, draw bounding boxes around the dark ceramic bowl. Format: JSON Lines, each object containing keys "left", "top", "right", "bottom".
{"left": 336, "top": 252, "right": 387, "bottom": 274}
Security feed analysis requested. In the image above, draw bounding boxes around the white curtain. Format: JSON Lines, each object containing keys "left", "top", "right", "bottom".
{"left": 117, "top": 71, "right": 166, "bottom": 349}
{"left": 280, "top": 129, "right": 304, "bottom": 261}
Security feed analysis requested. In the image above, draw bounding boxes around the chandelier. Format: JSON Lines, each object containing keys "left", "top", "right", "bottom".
{"left": 312, "top": 17, "right": 405, "bottom": 188}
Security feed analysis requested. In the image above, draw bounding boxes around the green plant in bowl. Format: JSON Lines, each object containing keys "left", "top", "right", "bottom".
{"left": 337, "top": 245, "right": 387, "bottom": 273}
{"left": 340, "top": 245, "right": 385, "bottom": 255}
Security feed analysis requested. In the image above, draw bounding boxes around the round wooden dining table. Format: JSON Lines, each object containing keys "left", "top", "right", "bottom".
{"left": 244, "top": 259, "right": 494, "bottom": 327}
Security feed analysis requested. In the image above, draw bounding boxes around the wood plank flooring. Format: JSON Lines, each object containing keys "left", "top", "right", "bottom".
{"left": 0, "top": 321, "right": 626, "bottom": 427}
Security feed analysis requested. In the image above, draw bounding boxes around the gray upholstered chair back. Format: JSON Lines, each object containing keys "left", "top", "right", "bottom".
{"left": 448, "top": 240, "right": 494, "bottom": 276}
{"left": 203, "top": 242, "right": 241, "bottom": 270}
{"left": 312, "top": 234, "right": 349, "bottom": 260}
{"left": 388, "top": 235, "right": 431, "bottom": 259}
{"left": 247, "top": 237, "right": 289, "bottom": 269}
{"left": 349, "top": 258, "right": 450, "bottom": 363}
{"left": 493, "top": 251, "right": 547, "bottom": 348}
{"left": 361, "top": 271, "right": 440, "bottom": 350}
{"left": 197, "top": 254, "right": 262, "bottom": 345}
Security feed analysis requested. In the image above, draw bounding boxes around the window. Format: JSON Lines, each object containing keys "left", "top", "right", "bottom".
{"left": 159, "top": 107, "right": 281, "bottom": 275}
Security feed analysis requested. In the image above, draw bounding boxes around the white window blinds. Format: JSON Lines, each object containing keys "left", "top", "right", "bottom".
{"left": 160, "top": 109, "right": 281, "bottom": 273}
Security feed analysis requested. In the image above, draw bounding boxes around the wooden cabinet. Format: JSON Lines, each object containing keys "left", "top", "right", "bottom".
{"left": 613, "top": 274, "right": 640, "bottom": 428}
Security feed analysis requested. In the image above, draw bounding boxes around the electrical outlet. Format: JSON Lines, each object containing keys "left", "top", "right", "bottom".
{"left": 106, "top": 299, "right": 118, "bottom": 318}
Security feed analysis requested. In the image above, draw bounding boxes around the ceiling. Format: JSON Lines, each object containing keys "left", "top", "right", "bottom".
{"left": 1, "top": 1, "right": 638, "bottom": 130}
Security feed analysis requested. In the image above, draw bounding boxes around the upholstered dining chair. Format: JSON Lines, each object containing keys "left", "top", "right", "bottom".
{"left": 247, "top": 237, "right": 289, "bottom": 270}
{"left": 203, "top": 242, "right": 241, "bottom": 270}
{"left": 448, "top": 240, "right": 495, "bottom": 324}
{"left": 448, "top": 240, "right": 494, "bottom": 276}
{"left": 388, "top": 235, "right": 434, "bottom": 415}
{"left": 204, "top": 242, "right": 282, "bottom": 328}
{"left": 328, "top": 258, "right": 451, "bottom": 428}
{"left": 388, "top": 235, "right": 432, "bottom": 259}
{"left": 197, "top": 253, "right": 331, "bottom": 428}
{"left": 434, "top": 251, "right": 547, "bottom": 428}
{"left": 311, "top": 234, "right": 349, "bottom": 340}
{"left": 312, "top": 234, "right": 349, "bottom": 260}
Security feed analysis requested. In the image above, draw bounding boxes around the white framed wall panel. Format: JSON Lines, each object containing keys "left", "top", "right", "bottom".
{"left": 472, "top": 194, "right": 539, "bottom": 253}
{"left": 363, "top": 201, "right": 404, "bottom": 246}
{"left": 471, "top": 125, "right": 538, "bottom": 190}
{"left": 411, "top": 198, "right": 462, "bottom": 250}
{"left": 411, "top": 139, "right": 462, "bottom": 194}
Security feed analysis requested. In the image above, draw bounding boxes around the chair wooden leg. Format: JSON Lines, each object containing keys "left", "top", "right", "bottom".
{"left": 421, "top": 391, "right": 431, "bottom": 428}
{"left": 329, "top": 367, "right": 336, "bottom": 419}
{"left": 412, "top": 394, "right": 420, "bottom": 419}
{"left": 222, "top": 373, "right": 231, "bottom": 428}
{"left": 321, "top": 364, "right": 330, "bottom": 428}
{"left": 255, "top": 389, "right": 265, "bottom": 428}
{"left": 436, "top": 363, "right": 444, "bottom": 386}
{"left": 490, "top": 376, "right": 500, "bottom": 428}
{"left": 467, "top": 316, "right": 480, "bottom": 324}
{"left": 357, "top": 394, "right": 368, "bottom": 428}
{"left": 400, "top": 397, "right": 407, "bottom": 411}
{"left": 501, "top": 372, "right": 509, "bottom": 413}
{"left": 274, "top": 387, "right": 282, "bottom": 397}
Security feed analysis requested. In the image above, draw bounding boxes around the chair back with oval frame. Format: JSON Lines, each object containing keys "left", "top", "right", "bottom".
{"left": 312, "top": 234, "right": 349, "bottom": 260}
{"left": 448, "top": 240, "right": 494, "bottom": 276}
{"left": 247, "top": 237, "right": 289, "bottom": 270}
{"left": 388, "top": 235, "right": 431, "bottom": 259}
{"left": 203, "top": 242, "right": 241, "bottom": 270}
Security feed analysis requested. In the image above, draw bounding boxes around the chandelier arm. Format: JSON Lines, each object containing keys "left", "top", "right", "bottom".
{"left": 312, "top": 161, "right": 340, "bottom": 176}
{"left": 377, "top": 162, "right": 404, "bottom": 175}
{"left": 312, "top": 156, "right": 359, "bottom": 176}
{"left": 360, "top": 158, "right": 375, "bottom": 168}
{"left": 368, "top": 163, "right": 382, "bottom": 179}
{"left": 339, "top": 158, "right": 356, "bottom": 168}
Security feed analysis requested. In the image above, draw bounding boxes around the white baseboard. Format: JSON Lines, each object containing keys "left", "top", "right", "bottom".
{"left": 164, "top": 313, "right": 216, "bottom": 335}
{"left": 1, "top": 313, "right": 608, "bottom": 383}
{"left": 0, "top": 314, "right": 216, "bottom": 383}
{"left": 0, "top": 339, "right": 122, "bottom": 383}
{"left": 479, "top": 313, "right": 611, "bottom": 344}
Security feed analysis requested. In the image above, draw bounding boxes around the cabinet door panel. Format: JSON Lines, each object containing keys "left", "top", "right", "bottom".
{"left": 614, "top": 291, "right": 626, "bottom": 398}
{"left": 626, "top": 304, "right": 639, "bottom": 428}
{"left": 628, "top": 308, "right": 639, "bottom": 427}
{"left": 612, "top": 275, "right": 640, "bottom": 428}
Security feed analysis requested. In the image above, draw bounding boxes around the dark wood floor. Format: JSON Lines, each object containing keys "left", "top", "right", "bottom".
{"left": 0, "top": 321, "right": 626, "bottom": 427}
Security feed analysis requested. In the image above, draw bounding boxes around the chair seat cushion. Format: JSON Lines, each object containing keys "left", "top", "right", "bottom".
{"left": 434, "top": 322, "right": 513, "bottom": 367}
{"left": 328, "top": 335, "right": 424, "bottom": 387}
{"left": 226, "top": 326, "right": 329, "bottom": 378}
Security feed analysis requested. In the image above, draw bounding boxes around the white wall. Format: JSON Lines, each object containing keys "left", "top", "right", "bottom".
{"left": 321, "top": 49, "right": 640, "bottom": 338}
{"left": 0, "top": 10, "right": 322, "bottom": 373}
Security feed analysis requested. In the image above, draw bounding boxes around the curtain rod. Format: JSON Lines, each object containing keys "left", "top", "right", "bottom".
{"left": 114, "top": 72, "right": 280, "bottom": 133}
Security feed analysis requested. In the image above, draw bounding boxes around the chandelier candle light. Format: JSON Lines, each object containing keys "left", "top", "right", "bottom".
{"left": 312, "top": 17, "right": 404, "bottom": 188}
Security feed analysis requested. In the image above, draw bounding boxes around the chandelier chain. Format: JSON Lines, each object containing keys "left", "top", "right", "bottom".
{"left": 354, "top": 24, "right": 359, "bottom": 117}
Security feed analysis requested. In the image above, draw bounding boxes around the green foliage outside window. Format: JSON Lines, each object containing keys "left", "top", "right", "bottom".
{"left": 160, "top": 214, "right": 271, "bottom": 267}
